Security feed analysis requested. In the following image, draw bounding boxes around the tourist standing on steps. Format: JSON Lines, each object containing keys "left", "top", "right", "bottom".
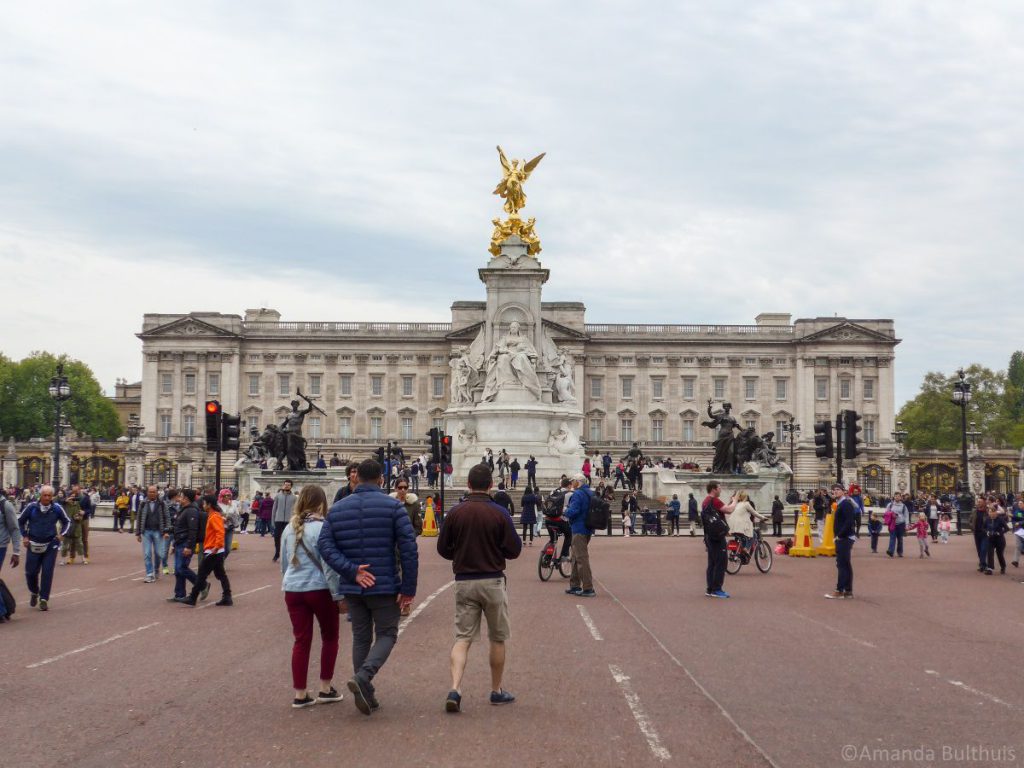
{"left": 0, "top": 489, "right": 22, "bottom": 622}
{"left": 437, "top": 463, "right": 522, "bottom": 713}
{"left": 18, "top": 485, "right": 72, "bottom": 612}
{"left": 318, "top": 459, "right": 418, "bottom": 717}
{"left": 135, "top": 485, "right": 170, "bottom": 583}
{"left": 281, "top": 485, "right": 344, "bottom": 709}
{"left": 666, "top": 494, "right": 681, "bottom": 536}
{"left": 182, "top": 494, "right": 232, "bottom": 606}
{"left": 272, "top": 480, "right": 296, "bottom": 563}
{"left": 525, "top": 455, "right": 537, "bottom": 487}
{"left": 565, "top": 474, "right": 597, "bottom": 597}
{"left": 701, "top": 481, "right": 737, "bottom": 598}
{"left": 519, "top": 485, "right": 539, "bottom": 545}
{"left": 688, "top": 492, "right": 699, "bottom": 536}
{"left": 825, "top": 483, "right": 858, "bottom": 599}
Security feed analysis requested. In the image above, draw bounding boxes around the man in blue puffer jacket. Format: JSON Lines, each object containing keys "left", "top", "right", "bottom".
{"left": 318, "top": 459, "right": 418, "bottom": 716}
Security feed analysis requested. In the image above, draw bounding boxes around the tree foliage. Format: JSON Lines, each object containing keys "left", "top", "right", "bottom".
{"left": 0, "top": 352, "right": 122, "bottom": 441}
{"left": 898, "top": 354, "right": 1024, "bottom": 450}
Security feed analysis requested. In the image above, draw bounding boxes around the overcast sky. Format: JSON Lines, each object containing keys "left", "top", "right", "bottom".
{"left": 2, "top": 2, "right": 1022, "bottom": 411}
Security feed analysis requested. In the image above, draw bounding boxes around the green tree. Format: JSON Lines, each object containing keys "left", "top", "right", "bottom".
{"left": 1005, "top": 350, "right": 1024, "bottom": 423}
{"left": 0, "top": 352, "right": 122, "bottom": 441}
{"left": 897, "top": 365, "right": 1012, "bottom": 450}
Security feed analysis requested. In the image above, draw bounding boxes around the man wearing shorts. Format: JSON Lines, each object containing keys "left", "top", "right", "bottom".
{"left": 437, "top": 463, "right": 522, "bottom": 713}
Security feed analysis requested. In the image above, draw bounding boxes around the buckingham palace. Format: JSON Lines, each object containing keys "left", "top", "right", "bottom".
{"left": 132, "top": 295, "right": 900, "bottom": 490}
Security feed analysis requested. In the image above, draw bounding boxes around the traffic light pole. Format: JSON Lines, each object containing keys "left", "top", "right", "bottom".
{"left": 835, "top": 412, "right": 844, "bottom": 486}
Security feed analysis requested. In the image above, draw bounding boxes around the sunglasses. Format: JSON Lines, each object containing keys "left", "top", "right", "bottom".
{"left": 396, "top": 485, "right": 409, "bottom": 490}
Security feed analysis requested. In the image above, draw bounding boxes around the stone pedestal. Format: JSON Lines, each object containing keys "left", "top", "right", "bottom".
{"left": 644, "top": 466, "right": 792, "bottom": 514}
{"left": 237, "top": 467, "right": 349, "bottom": 502}
{"left": 968, "top": 453, "right": 986, "bottom": 494}
{"left": 177, "top": 455, "right": 193, "bottom": 489}
{"left": 890, "top": 453, "right": 911, "bottom": 494}
{"left": 125, "top": 447, "right": 146, "bottom": 488}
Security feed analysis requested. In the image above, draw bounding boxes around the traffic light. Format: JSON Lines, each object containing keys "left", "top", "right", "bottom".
{"left": 221, "top": 412, "right": 242, "bottom": 451}
{"left": 440, "top": 434, "right": 452, "bottom": 465}
{"left": 813, "top": 419, "right": 834, "bottom": 459}
{"left": 427, "top": 427, "right": 441, "bottom": 464}
{"left": 205, "top": 401, "right": 221, "bottom": 452}
{"left": 843, "top": 410, "right": 863, "bottom": 460}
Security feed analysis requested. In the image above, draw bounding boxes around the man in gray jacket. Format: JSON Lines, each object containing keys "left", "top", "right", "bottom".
{"left": 0, "top": 489, "right": 21, "bottom": 622}
{"left": 271, "top": 480, "right": 296, "bottom": 562}
{"left": 135, "top": 485, "right": 170, "bottom": 582}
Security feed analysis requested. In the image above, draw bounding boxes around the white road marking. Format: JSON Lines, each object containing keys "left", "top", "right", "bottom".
{"left": 398, "top": 580, "right": 454, "bottom": 637}
{"left": 27, "top": 623, "right": 161, "bottom": 669}
{"left": 599, "top": 579, "right": 781, "bottom": 768}
{"left": 791, "top": 612, "right": 877, "bottom": 648}
{"left": 925, "top": 670, "right": 1012, "bottom": 707}
{"left": 48, "top": 587, "right": 95, "bottom": 599}
{"left": 108, "top": 569, "right": 146, "bottom": 582}
{"left": 576, "top": 604, "right": 603, "bottom": 640}
{"left": 609, "top": 664, "right": 671, "bottom": 762}
{"left": 197, "top": 583, "right": 272, "bottom": 609}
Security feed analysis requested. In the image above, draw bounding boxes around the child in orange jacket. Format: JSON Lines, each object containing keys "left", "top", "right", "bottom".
{"left": 182, "top": 494, "right": 232, "bottom": 606}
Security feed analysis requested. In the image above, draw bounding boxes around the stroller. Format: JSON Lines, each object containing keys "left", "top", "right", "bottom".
{"left": 640, "top": 509, "right": 663, "bottom": 536}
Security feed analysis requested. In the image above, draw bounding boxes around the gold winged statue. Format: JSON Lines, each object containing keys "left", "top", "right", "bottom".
{"left": 493, "top": 146, "right": 545, "bottom": 215}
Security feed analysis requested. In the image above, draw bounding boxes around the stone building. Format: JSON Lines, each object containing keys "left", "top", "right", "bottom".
{"left": 132, "top": 250, "right": 905, "bottom": 488}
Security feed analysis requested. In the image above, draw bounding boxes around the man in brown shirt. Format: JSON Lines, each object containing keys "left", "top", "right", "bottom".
{"left": 437, "top": 463, "right": 522, "bottom": 712}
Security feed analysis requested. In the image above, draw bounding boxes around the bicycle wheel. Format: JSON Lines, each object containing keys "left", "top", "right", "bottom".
{"left": 755, "top": 539, "right": 773, "bottom": 573}
{"left": 557, "top": 555, "right": 572, "bottom": 579}
{"left": 538, "top": 547, "right": 555, "bottom": 581}
{"left": 725, "top": 549, "right": 743, "bottom": 575}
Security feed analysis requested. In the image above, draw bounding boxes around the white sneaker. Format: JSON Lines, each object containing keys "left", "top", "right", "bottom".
{"left": 144, "top": 575, "right": 155, "bottom": 583}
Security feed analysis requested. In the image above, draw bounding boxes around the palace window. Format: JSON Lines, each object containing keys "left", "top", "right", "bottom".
{"left": 776, "top": 420, "right": 788, "bottom": 443}
{"left": 160, "top": 373, "right": 173, "bottom": 394}
{"left": 620, "top": 418, "right": 633, "bottom": 441}
{"left": 432, "top": 417, "right": 444, "bottom": 430}
{"left": 402, "top": 354, "right": 413, "bottom": 362}
{"left": 370, "top": 375, "right": 383, "bottom": 396}
{"left": 370, "top": 416, "right": 382, "bottom": 440}
{"left": 182, "top": 412, "right": 195, "bottom": 437}
{"left": 682, "top": 377, "right": 695, "bottom": 399}
{"left": 743, "top": 377, "right": 757, "bottom": 400}
{"left": 432, "top": 355, "right": 444, "bottom": 365}
{"left": 159, "top": 413, "right": 172, "bottom": 438}
{"left": 745, "top": 419, "right": 757, "bottom": 431}
{"left": 839, "top": 378, "right": 852, "bottom": 400}
{"left": 371, "top": 354, "right": 383, "bottom": 362}
{"left": 864, "top": 419, "right": 876, "bottom": 444}
{"left": 339, "top": 417, "right": 352, "bottom": 439}
{"left": 713, "top": 377, "right": 726, "bottom": 399}
{"left": 621, "top": 377, "right": 633, "bottom": 399}
{"left": 248, "top": 374, "right": 261, "bottom": 396}
{"left": 339, "top": 374, "right": 352, "bottom": 397}
{"left": 651, "top": 378, "right": 664, "bottom": 399}
{"left": 651, "top": 418, "right": 664, "bottom": 442}
{"left": 279, "top": 374, "right": 291, "bottom": 397}
{"left": 309, "top": 374, "right": 322, "bottom": 396}
{"left": 682, "top": 419, "right": 695, "bottom": 442}
{"left": 208, "top": 373, "right": 219, "bottom": 396}
{"left": 309, "top": 417, "right": 321, "bottom": 439}
{"left": 815, "top": 377, "right": 828, "bottom": 400}
{"left": 184, "top": 373, "right": 196, "bottom": 395}
{"left": 744, "top": 357, "right": 756, "bottom": 365}
{"left": 589, "top": 418, "right": 602, "bottom": 442}
{"left": 590, "top": 377, "right": 603, "bottom": 398}
{"left": 401, "top": 417, "right": 413, "bottom": 440}
{"left": 402, "top": 375, "right": 414, "bottom": 397}
{"left": 432, "top": 375, "right": 445, "bottom": 398}
{"left": 775, "top": 378, "right": 788, "bottom": 400}
{"left": 863, "top": 379, "right": 875, "bottom": 400}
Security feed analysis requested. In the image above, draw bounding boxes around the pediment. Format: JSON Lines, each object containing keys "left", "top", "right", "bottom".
{"left": 446, "top": 322, "right": 484, "bottom": 341}
{"left": 138, "top": 315, "right": 240, "bottom": 340}
{"left": 542, "top": 319, "right": 589, "bottom": 341}
{"left": 799, "top": 321, "right": 895, "bottom": 344}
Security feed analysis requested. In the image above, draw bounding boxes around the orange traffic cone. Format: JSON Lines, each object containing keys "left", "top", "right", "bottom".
{"left": 421, "top": 496, "right": 439, "bottom": 537}
{"left": 815, "top": 502, "right": 837, "bottom": 556}
{"left": 789, "top": 504, "right": 816, "bottom": 557}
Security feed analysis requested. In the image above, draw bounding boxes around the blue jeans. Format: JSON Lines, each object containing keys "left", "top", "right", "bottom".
{"left": 0, "top": 545, "right": 6, "bottom": 618}
{"left": 223, "top": 528, "right": 234, "bottom": 560}
{"left": 160, "top": 535, "right": 171, "bottom": 568}
{"left": 173, "top": 546, "right": 197, "bottom": 598}
{"left": 887, "top": 524, "right": 905, "bottom": 556}
{"left": 141, "top": 530, "right": 163, "bottom": 576}
{"left": 835, "top": 537, "right": 854, "bottom": 593}
{"left": 25, "top": 542, "right": 58, "bottom": 600}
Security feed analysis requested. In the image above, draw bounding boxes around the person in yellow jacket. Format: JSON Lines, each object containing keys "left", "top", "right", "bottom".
{"left": 114, "top": 490, "right": 130, "bottom": 532}
{"left": 181, "top": 494, "right": 232, "bottom": 607}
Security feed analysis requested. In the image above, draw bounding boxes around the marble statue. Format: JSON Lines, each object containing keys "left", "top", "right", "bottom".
{"left": 455, "top": 422, "right": 477, "bottom": 451}
{"left": 449, "top": 352, "right": 477, "bottom": 404}
{"left": 753, "top": 432, "right": 781, "bottom": 468}
{"left": 702, "top": 400, "right": 739, "bottom": 474}
{"left": 482, "top": 321, "right": 543, "bottom": 401}
{"left": 493, "top": 146, "right": 545, "bottom": 215}
{"left": 547, "top": 421, "right": 581, "bottom": 455}
{"left": 552, "top": 349, "right": 577, "bottom": 404}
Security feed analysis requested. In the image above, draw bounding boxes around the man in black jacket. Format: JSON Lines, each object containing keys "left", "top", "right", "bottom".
{"left": 825, "top": 483, "right": 858, "bottom": 599}
{"left": 168, "top": 489, "right": 201, "bottom": 602}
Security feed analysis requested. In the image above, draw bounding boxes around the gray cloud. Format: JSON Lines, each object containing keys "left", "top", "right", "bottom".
{"left": 1, "top": 1, "right": 1021, "bottom": 409}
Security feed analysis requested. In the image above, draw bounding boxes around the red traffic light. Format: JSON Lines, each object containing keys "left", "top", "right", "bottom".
{"left": 442, "top": 436, "right": 451, "bottom": 445}
{"left": 206, "top": 401, "right": 221, "bottom": 414}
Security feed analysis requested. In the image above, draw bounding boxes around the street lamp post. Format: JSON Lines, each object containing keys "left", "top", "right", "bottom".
{"left": 48, "top": 363, "right": 72, "bottom": 487}
{"left": 951, "top": 368, "right": 972, "bottom": 535}
{"left": 782, "top": 418, "right": 800, "bottom": 490}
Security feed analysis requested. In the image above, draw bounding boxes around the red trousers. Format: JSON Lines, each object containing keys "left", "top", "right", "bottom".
{"left": 285, "top": 589, "right": 340, "bottom": 689}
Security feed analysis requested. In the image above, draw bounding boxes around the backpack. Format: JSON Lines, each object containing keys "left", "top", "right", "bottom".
{"left": 701, "top": 500, "right": 729, "bottom": 542}
{"left": 585, "top": 492, "right": 611, "bottom": 530}
{"left": 544, "top": 489, "right": 567, "bottom": 518}
{"left": 0, "top": 578, "right": 15, "bottom": 618}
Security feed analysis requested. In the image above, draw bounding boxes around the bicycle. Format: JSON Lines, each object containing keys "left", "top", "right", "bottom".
{"left": 726, "top": 528, "right": 773, "bottom": 575}
{"left": 538, "top": 523, "right": 572, "bottom": 581}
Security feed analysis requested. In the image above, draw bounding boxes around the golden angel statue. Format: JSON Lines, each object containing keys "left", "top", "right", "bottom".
{"left": 493, "top": 146, "right": 545, "bottom": 215}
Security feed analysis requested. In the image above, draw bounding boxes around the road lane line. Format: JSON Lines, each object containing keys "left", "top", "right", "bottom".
{"left": 48, "top": 587, "right": 95, "bottom": 599}
{"left": 925, "top": 670, "right": 1012, "bottom": 708}
{"left": 599, "top": 579, "right": 781, "bottom": 768}
{"left": 609, "top": 664, "right": 671, "bottom": 762}
{"left": 108, "top": 569, "right": 146, "bottom": 582}
{"left": 576, "top": 604, "right": 603, "bottom": 640}
{"left": 790, "top": 612, "right": 876, "bottom": 649}
{"left": 27, "top": 623, "right": 161, "bottom": 669}
{"left": 398, "top": 580, "right": 454, "bottom": 637}
{"left": 197, "top": 583, "right": 272, "bottom": 609}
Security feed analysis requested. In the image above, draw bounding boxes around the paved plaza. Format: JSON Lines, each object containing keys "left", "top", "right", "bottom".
{"left": 4, "top": 528, "right": 1020, "bottom": 768}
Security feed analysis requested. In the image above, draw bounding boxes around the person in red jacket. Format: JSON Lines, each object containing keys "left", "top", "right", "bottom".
{"left": 182, "top": 494, "right": 232, "bottom": 606}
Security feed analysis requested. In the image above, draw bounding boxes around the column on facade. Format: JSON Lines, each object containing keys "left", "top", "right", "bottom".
{"left": 877, "top": 356, "right": 896, "bottom": 441}
{"left": 355, "top": 354, "right": 369, "bottom": 436}
{"left": 141, "top": 352, "right": 160, "bottom": 439}
{"left": 636, "top": 356, "right": 650, "bottom": 442}
{"left": 171, "top": 352, "right": 184, "bottom": 435}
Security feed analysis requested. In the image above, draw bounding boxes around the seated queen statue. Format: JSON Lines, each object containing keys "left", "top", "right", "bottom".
{"left": 482, "top": 321, "right": 543, "bottom": 402}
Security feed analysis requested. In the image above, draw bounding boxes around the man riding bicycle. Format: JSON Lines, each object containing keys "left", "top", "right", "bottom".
{"left": 544, "top": 478, "right": 573, "bottom": 564}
